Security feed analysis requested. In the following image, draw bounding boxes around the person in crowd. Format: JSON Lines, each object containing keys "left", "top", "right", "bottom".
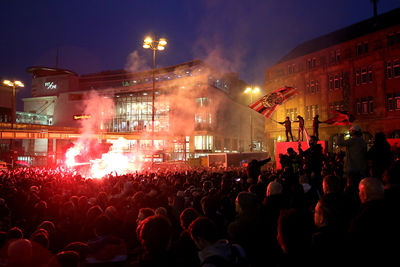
{"left": 276, "top": 209, "right": 313, "bottom": 267}
{"left": 311, "top": 194, "right": 349, "bottom": 267}
{"left": 312, "top": 115, "right": 322, "bottom": 140}
{"left": 246, "top": 157, "right": 271, "bottom": 183}
{"left": 337, "top": 125, "right": 368, "bottom": 178}
{"left": 294, "top": 115, "right": 305, "bottom": 141}
{"left": 278, "top": 117, "right": 294, "bottom": 142}
{"left": 133, "top": 215, "right": 177, "bottom": 266}
{"left": 86, "top": 214, "right": 127, "bottom": 265}
{"left": 299, "top": 174, "right": 320, "bottom": 211}
{"left": 299, "top": 136, "right": 323, "bottom": 190}
{"left": 349, "top": 177, "right": 399, "bottom": 266}
{"left": 0, "top": 153, "right": 397, "bottom": 267}
{"left": 228, "top": 192, "right": 266, "bottom": 266}
{"left": 48, "top": 250, "right": 80, "bottom": 267}
{"left": 174, "top": 207, "right": 200, "bottom": 267}
{"left": 367, "top": 132, "right": 393, "bottom": 180}
{"left": 189, "top": 216, "right": 247, "bottom": 267}
{"left": 6, "top": 238, "right": 33, "bottom": 267}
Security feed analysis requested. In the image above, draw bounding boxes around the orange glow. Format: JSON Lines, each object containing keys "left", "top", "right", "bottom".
{"left": 65, "top": 138, "right": 145, "bottom": 179}
{"left": 73, "top": 114, "right": 92, "bottom": 120}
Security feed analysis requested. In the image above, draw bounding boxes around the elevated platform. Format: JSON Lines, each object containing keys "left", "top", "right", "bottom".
{"left": 276, "top": 141, "right": 326, "bottom": 170}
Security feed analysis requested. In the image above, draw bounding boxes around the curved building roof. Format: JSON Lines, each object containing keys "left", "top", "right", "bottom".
{"left": 26, "top": 66, "right": 78, "bottom": 77}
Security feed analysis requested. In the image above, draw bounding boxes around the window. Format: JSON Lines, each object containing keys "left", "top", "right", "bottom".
{"left": 334, "top": 75, "right": 339, "bottom": 89}
{"left": 369, "top": 97, "right": 374, "bottom": 113}
{"left": 307, "top": 80, "right": 319, "bottom": 94}
{"left": 355, "top": 66, "right": 372, "bottom": 85}
{"left": 336, "top": 49, "right": 341, "bottom": 62}
{"left": 387, "top": 62, "right": 393, "bottom": 79}
{"left": 355, "top": 69, "right": 361, "bottom": 85}
{"left": 387, "top": 94, "right": 393, "bottom": 111}
{"left": 356, "top": 97, "right": 374, "bottom": 114}
{"left": 286, "top": 108, "right": 297, "bottom": 121}
{"left": 307, "top": 58, "right": 317, "bottom": 69}
{"left": 388, "top": 32, "right": 400, "bottom": 46}
{"left": 362, "top": 100, "right": 368, "bottom": 114}
{"left": 396, "top": 95, "right": 400, "bottom": 111}
{"left": 394, "top": 60, "right": 400, "bottom": 77}
{"left": 288, "top": 64, "right": 295, "bottom": 74}
{"left": 329, "top": 72, "right": 344, "bottom": 90}
{"left": 329, "top": 76, "right": 334, "bottom": 90}
{"left": 305, "top": 105, "right": 318, "bottom": 120}
{"left": 356, "top": 42, "right": 369, "bottom": 56}
{"left": 195, "top": 97, "right": 210, "bottom": 107}
{"left": 356, "top": 99, "right": 362, "bottom": 114}
{"left": 385, "top": 60, "right": 400, "bottom": 79}
{"left": 305, "top": 106, "right": 311, "bottom": 120}
{"left": 368, "top": 66, "right": 373, "bottom": 82}
{"left": 194, "top": 135, "right": 213, "bottom": 150}
{"left": 361, "top": 68, "right": 367, "bottom": 84}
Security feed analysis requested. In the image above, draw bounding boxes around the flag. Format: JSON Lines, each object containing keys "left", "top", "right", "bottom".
{"left": 249, "top": 86, "right": 297, "bottom": 118}
{"left": 323, "top": 110, "right": 355, "bottom": 125}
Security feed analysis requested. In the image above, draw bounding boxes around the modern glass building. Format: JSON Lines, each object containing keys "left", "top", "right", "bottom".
{"left": 24, "top": 59, "right": 266, "bottom": 164}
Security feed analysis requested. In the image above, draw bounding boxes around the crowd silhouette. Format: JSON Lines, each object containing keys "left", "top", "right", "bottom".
{"left": 0, "top": 132, "right": 399, "bottom": 267}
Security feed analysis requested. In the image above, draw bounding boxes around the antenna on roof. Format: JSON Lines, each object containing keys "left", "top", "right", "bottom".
{"left": 56, "top": 48, "right": 59, "bottom": 68}
{"left": 371, "top": 0, "right": 379, "bottom": 18}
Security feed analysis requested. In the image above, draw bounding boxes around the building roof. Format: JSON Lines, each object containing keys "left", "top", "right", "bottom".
{"left": 26, "top": 66, "right": 78, "bottom": 77}
{"left": 278, "top": 8, "right": 400, "bottom": 63}
{"left": 80, "top": 58, "right": 209, "bottom": 79}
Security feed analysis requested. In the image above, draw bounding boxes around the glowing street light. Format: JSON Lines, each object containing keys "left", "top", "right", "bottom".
{"left": 142, "top": 34, "right": 167, "bottom": 166}
{"left": 244, "top": 86, "right": 260, "bottom": 152}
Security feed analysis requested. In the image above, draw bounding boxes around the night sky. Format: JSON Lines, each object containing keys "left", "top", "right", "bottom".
{"left": 1, "top": 0, "right": 400, "bottom": 109}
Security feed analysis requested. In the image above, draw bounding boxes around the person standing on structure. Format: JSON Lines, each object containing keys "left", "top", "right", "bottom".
{"left": 294, "top": 115, "right": 305, "bottom": 141}
{"left": 278, "top": 117, "right": 294, "bottom": 142}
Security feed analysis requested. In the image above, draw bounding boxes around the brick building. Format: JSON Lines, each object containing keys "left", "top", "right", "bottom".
{"left": 264, "top": 8, "right": 400, "bottom": 158}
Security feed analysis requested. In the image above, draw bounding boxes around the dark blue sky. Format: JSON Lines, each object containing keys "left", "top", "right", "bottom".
{"left": 1, "top": 0, "right": 400, "bottom": 109}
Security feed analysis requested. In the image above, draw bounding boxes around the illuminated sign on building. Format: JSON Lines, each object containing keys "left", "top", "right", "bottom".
{"left": 44, "top": 82, "right": 57, "bottom": 90}
{"left": 73, "top": 115, "right": 91, "bottom": 120}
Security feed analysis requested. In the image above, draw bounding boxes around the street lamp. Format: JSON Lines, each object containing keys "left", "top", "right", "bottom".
{"left": 143, "top": 35, "right": 167, "bottom": 166}
{"left": 3, "top": 80, "right": 24, "bottom": 169}
{"left": 244, "top": 86, "right": 260, "bottom": 152}
{"left": 3, "top": 80, "right": 24, "bottom": 129}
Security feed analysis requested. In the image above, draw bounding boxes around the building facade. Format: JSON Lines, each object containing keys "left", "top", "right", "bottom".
{"left": 264, "top": 8, "right": 400, "bottom": 159}
{"left": 24, "top": 59, "right": 265, "bottom": 164}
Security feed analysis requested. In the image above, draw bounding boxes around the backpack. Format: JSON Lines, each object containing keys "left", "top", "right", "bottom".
{"left": 201, "top": 243, "right": 249, "bottom": 267}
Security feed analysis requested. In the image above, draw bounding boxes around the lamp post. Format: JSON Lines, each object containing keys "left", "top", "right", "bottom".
{"left": 3, "top": 80, "right": 24, "bottom": 129}
{"left": 143, "top": 35, "right": 167, "bottom": 167}
{"left": 244, "top": 86, "right": 260, "bottom": 152}
{"left": 3, "top": 80, "right": 24, "bottom": 168}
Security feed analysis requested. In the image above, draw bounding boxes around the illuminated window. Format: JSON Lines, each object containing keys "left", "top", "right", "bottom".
{"left": 195, "top": 97, "right": 210, "bottom": 107}
{"left": 194, "top": 136, "right": 213, "bottom": 150}
{"left": 396, "top": 96, "right": 400, "bottom": 111}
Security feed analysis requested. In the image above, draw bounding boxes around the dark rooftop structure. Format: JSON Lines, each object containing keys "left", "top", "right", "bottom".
{"left": 278, "top": 8, "right": 400, "bottom": 63}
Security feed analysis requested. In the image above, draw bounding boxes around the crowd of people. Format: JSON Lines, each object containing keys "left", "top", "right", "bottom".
{"left": 0, "top": 129, "right": 399, "bottom": 267}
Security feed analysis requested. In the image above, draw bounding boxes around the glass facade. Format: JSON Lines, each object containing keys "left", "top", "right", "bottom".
{"left": 109, "top": 92, "right": 170, "bottom": 133}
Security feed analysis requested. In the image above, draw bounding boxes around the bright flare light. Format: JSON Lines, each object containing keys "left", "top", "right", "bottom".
{"left": 65, "top": 138, "right": 144, "bottom": 179}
